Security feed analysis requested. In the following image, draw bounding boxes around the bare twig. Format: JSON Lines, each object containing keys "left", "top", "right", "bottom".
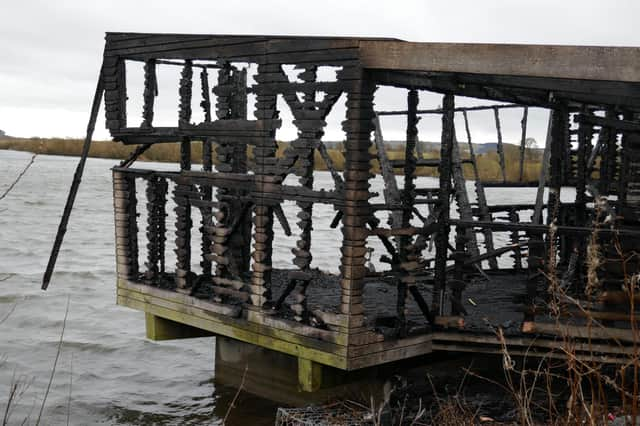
{"left": 0, "top": 303, "right": 16, "bottom": 325}
{"left": 0, "top": 154, "right": 36, "bottom": 202}
{"left": 2, "top": 372, "right": 33, "bottom": 426}
{"left": 223, "top": 364, "right": 247, "bottom": 424}
{"left": 0, "top": 274, "right": 13, "bottom": 282}
{"left": 36, "top": 296, "right": 70, "bottom": 425}
{"left": 66, "top": 353, "right": 73, "bottom": 426}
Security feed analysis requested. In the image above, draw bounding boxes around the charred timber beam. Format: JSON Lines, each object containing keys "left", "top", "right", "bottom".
{"left": 249, "top": 62, "right": 279, "bottom": 308}
{"left": 492, "top": 107, "right": 507, "bottom": 183}
{"left": 397, "top": 89, "right": 419, "bottom": 332}
{"left": 452, "top": 130, "right": 480, "bottom": 258}
{"left": 141, "top": 59, "right": 158, "bottom": 128}
{"left": 200, "top": 67, "right": 213, "bottom": 277}
{"left": 42, "top": 72, "right": 105, "bottom": 290}
{"left": 389, "top": 158, "right": 472, "bottom": 168}
{"left": 574, "top": 112, "right": 640, "bottom": 134}
{"left": 369, "top": 70, "right": 554, "bottom": 108}
{"left": 450, "top": 219, "right": 640, "bottom": 237}
{"left": 547, "top": 105, "right": 568, "bottom": 226}
{"left": 434, "top": 93, "right": 454, "bottom": 315}
{"left": 118, "top": 144, "right": 152, "bottom": 168}
{"left": 376, "top": 103, "right": 522, "bottom": 116}
{"left": 461, "top": 111, "right": 497, "bottom": 269}
{"left": 598, "top": 109, "right": 619, "bottom": 195}
{"left": 338, "top": 70, "right": 375, "bottom": 329}
{"left": 518, "top": 107, "right": 528, "bottom": 182}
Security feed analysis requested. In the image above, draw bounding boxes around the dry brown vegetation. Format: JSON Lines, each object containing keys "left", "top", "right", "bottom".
{"left": 0, "top": 137, "right": 542, "bottom": 182}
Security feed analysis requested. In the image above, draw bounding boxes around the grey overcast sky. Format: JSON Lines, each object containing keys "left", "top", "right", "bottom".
{"left": 1, "top": 0, "right": 640, "bottom": 145}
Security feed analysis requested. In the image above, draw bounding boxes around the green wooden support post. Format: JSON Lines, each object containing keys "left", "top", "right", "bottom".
{"left": 297, "top": 357, "right": 322, "bottom": 392}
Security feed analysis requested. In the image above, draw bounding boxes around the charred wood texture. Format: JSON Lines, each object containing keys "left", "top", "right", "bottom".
{"left": 141, "top": 59, "right": 157, "bottom": 128}
{"left": 462, "top": 111, "right": 497, "bottom": 269}
{"left": 519, "top": 106, "right": 528, "bottom": 182}
{"left": 174, "top": 141, "right": 192, "bottom": 290}
{"left": 493, "top": 107, "right": 507, "bottom": 183}
{"left": 144, "top": 176, "right": 167, "bottom": 282}
{"left": 338, "top": 69, "right": 375, "bottom": 327}
{"left": 434, "top": 93, "right": 454, "bottom": 315}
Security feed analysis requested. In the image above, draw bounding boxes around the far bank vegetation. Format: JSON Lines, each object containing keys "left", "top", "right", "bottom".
{"left": 0, "top": 137, "right": 542, "bottom": 182}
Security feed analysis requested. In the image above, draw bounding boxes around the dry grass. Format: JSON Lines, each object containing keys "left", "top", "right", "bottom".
{"left": 0, "top": 137, "right": 542, "bottom": 182}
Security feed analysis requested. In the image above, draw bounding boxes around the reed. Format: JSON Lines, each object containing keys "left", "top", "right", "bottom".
{"left": 0, "top": 137, "right": 542, "bottom": 182}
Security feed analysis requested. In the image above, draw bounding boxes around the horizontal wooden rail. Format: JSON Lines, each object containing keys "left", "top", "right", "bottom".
{"left": 376, "top": 103, "right": 523, "bottom": 116}
{"left": 451, "top": 219, "right": 640, "bottom": 237}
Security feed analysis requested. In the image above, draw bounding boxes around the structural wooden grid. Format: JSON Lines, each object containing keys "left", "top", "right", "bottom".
{"left": 58, "top": 34, "right": 640, "bottom": 389}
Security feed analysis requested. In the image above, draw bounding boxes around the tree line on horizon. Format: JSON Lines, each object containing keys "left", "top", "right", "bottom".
{"left": 0, "top": 136, "right": 542, "bottom": 182}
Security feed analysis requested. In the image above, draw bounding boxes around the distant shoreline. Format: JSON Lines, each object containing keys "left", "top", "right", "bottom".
{"left": 0, "top": 137, "right": 542, "bottom": 181}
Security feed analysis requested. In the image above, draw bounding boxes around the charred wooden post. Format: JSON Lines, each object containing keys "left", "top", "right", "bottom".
{"left": 462, "top": 111, "right": 497, "bottom": 269}
{"left": 575, "top": 112, "right": 591, "bottom": 226}
{"left": 434, "top": 93, "right": 454, "bottom": 315}
{"left": 573, "top": 109, "right": 593, "bottom": 289}
{"left": 226, "top": 68, "right": 251, "bottom": 275}
{"left": 398, "top": 89, "right": 419, "bottom": 329}
{"left": 452, "top": 225, "right": 467, "bottom": 316}
{"left": 141, "top": 59, "right": 157, "bottom": 128}
{"left": 339, "top": 69, "right": 376, "bottom": 330}
{"left": 547, "top": 106, "right": 568, "bottom": 226}
{"left": 619, "top": 111, "right": 638, "bottom": 211}
{"left": 493, "top": 107, "right": 507, "bottom": 183}
{"left": 289, "top": 65, "right": 320, "bottom": 322}
{"left": 248, "top": 63, "right": 280, "bottom": 308}
{"left": 599, "top": 109, "right": 619, "bottom": 195}
{"left": 622, "top": 112, "right": 640, "bottom": 220}
{"left": 519, "top": 106, "right": 529, "bottom": 182}
{"left": 208, "top": 65, "right": 251, "bottom": 287}
{"left": 113, "top": 170, "right": 139, "bottom": 281}
{"left": 175, "top": 61, "right": 193, "bottom": 291}
{"left": 451, "top": 130, "right": 480, "bottom": 259}
{"left": 508, "top": 209, "right": 522, "bottom": 271}
{"left": 144, "top": 176, "right": 168, "bottom": 283}
{"left": 200, "top": 67, "right": 213, "bottom": 278}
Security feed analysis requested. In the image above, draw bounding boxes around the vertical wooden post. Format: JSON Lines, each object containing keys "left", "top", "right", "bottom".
{"left": 451, "top": 130, "right": 480, "bottom": 258}
{"left": 452, "top": 225, "right": 466, "bottom": 316}
{"left": 113, "top": 170, "right": 139, "bottom": 282}
{"left": 141, "top": 59, "right": 157, "bottom": 128}
{"left": 574, "top": 115, "right": 591, "bottom": 290}
{"left": 519, "top": 106, "right": 529, "bottom": 182}
{"left": 144, "top": 177, "right": 160, "bottom": 283}
{"left": 462, "top": 111, "right": 497, "bottom": 269}
{"left": 289, "top": 65, "right": 320, "bottom": 322}
{"left": 508, "top": 209, "right": 522, "bottom": 271}
{"left": 493, "top": 107, "right": 507, "bottom": 183}
{"left": 547, "top": 105, "right": 568, "bottom": 226}
{"left": 397, "top": 89, "right": 419, "bottom": 331}
{"left": 618, "top": 111, "right": 635, "bottom": 208}
{"left": 228, "top": 68, "right": 252, "bottom": 274}
{"left": 338, "top": 68, "right": 375, "bottom": 330}
{"left": 175, "top": 61, "right": 193, "bottom": 291}
{"left": 599, "top": 109, "right": 619, "bottom": 195}
{"left": 200, "top": 68, "right": 213, "bottom": 278}
{"left": 248, "top": 63, "right": 280, "bottom": 308}
{"left": 297, "top": 358, "right": 322, "bottom": 392}
{"left": 575, "top": 113, "right": 591, "bottom": 227}
{"left": 434, "top": 93, "right": 454, "bottom": 315}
